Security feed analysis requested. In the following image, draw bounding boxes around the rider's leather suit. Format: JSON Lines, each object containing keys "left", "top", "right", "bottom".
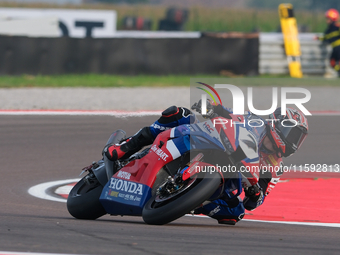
{"left": 148, "top": 105, "right": 283, "bottom": 223}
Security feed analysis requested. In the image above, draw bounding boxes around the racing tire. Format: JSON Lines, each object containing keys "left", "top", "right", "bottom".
{"left": 67, "top": 175, "right": 107, "bottom": 220}
{"left": 142, "top": 171, "right": 221, "bottom": 225}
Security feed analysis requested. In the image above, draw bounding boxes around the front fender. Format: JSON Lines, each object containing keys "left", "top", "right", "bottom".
{"left": 92, "top": 160, "right": 108, "bottom": 187}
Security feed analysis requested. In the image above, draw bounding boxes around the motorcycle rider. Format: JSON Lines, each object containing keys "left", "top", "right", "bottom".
{"left": 103, "top": 103, "right": 308, "bottom": 225}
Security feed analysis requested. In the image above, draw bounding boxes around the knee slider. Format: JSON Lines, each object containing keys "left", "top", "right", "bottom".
{"left": 158, "top": 106, "right": 193, "bottom": 125}
{"left": 161, "top": 106, "right": 179, "bottom": 117}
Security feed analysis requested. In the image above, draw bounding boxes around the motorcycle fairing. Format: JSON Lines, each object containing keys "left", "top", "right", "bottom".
{"left": 99, "top": 130, "right": 173, "bottom": 216}
{"left": 99, "top": 118, "right": 260, "bottom": 216}
{"left": 99, "top": 128, "right": 192, "bottom": 216}
{"left": 100, "top": 176, "right": 152, "bottom": 216}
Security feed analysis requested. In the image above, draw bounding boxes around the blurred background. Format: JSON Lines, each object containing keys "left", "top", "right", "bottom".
{"left": 0, "top": 0, "right": 339, "bottom": 79}
{"left": 1, "top": 0, "right": 339, "bottom": 32}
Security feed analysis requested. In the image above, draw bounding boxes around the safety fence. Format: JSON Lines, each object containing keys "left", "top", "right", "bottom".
{"left": 259, "top": 33, "right": 335, "bottom": 76}
{"left": 0, "top": 33, "right": 258, "bottom": 76}
{"left": 0, "top": 32, "right": 334, "bottom": 76}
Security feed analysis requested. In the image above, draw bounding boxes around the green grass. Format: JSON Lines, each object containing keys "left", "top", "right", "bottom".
{"left": 0, "top": 74, "right": 198, "bottom": 88}
{"left": 0, "top": 74, "right": 338, "bottom": 88}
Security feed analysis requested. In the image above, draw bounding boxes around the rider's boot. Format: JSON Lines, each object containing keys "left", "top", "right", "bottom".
{"left": 104, "top": 127, "right": 154, "bottom": 161}
{"left": 192, "top": 197, "right": 245, "bottom": 226}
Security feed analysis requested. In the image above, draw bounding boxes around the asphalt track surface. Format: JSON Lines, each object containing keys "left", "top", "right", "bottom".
{"left": 1, "top": 115, "right": 340, "bottom": 255}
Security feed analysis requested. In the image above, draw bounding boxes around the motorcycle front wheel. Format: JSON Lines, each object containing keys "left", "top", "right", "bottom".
{"left": 142, "top": 171, "right": 221, "bottom": 225}
{"left": 67, "top": 172, "right": 106, "bottom": 220}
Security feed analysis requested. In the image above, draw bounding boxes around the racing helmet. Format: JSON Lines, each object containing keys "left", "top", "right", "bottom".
{"left": 325, "top": 9, "right": 339, "bottom": 21}
{"left": 267, "top": 107, "right": 308, "bottom": 157}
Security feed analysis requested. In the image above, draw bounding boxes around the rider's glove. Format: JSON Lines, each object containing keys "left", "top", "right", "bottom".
{"left": 102, "top": 144, "right": 112, "bottom": 158}
{"left": 191, "top": 99, "right": 216, "bottom": 118}
{"left": 244, "top": 183, "right": 264, "bottom": 203}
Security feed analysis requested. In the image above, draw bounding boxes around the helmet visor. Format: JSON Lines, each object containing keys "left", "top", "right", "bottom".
{"left": 276, "top": 122, "right": 307, "bottom": 150}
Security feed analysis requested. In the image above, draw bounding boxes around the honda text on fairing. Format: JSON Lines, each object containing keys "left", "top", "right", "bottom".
{"left": 67, "top": 113, "right": 260, "bottom": 225}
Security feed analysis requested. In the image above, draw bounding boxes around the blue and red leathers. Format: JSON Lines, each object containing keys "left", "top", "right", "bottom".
{"left": 147, "top": 105, "right": 283, "bottom": 224}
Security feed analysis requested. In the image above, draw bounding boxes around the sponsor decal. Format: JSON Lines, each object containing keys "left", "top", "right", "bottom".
{"left": 0, "top": 8, "right": 117, "bottom": 38}
{"left": 151, "top": 123, "right": 168, "bottom": 131}
{"left": 150, "top": 144, "right": 169, "bottom": 161}
{"left": 116, "top": 192, "right": 141, "bottom": 201}
{"left": 203, "top": 122, "right": 214, "bottom": 133}
{"left": 109, "top": 190, "right": 119, "bottom": 197}
{"left": 117, "top": 171, "right": 131, "bottom": 180}
{"left": 268, "top": 154, "right": 278, "bottom": 165}
{"left": 265, "top": 182, "right": 277, "bottom": 195}
{"left": 108, "top": 178, "right": 143, "bottom": 195}
{"left": 208, "top": 205, "right": 221, "bottom": 216}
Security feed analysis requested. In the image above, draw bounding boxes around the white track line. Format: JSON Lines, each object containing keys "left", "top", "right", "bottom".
{"left": 242, "top": 219, "right": 340, "bottom": 228}
{"left": 28, "top": 179, "right": 80, "bottom": 203}
{"left": 29, "top": 179, "right": 340, "bottom": 228}
{"left": 0, "top": 252, "right": 82, "bottom": 255}
{"left": 186, "top": 215, "right": 340, "bottom": 228}
{"left": 0, "top": 110, "right": 162, "bottom": 117}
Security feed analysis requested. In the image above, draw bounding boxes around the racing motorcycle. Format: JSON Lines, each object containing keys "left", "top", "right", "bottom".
{"left": 67, "top": 114, "right": 259, "bottom": 225}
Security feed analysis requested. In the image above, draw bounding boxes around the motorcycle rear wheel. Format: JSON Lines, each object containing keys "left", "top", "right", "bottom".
{"left": 142, "top": 171, "right": 221, "bottom": 225}
{"left": 67, "top": 173, "right": 106, "bottom": 220}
